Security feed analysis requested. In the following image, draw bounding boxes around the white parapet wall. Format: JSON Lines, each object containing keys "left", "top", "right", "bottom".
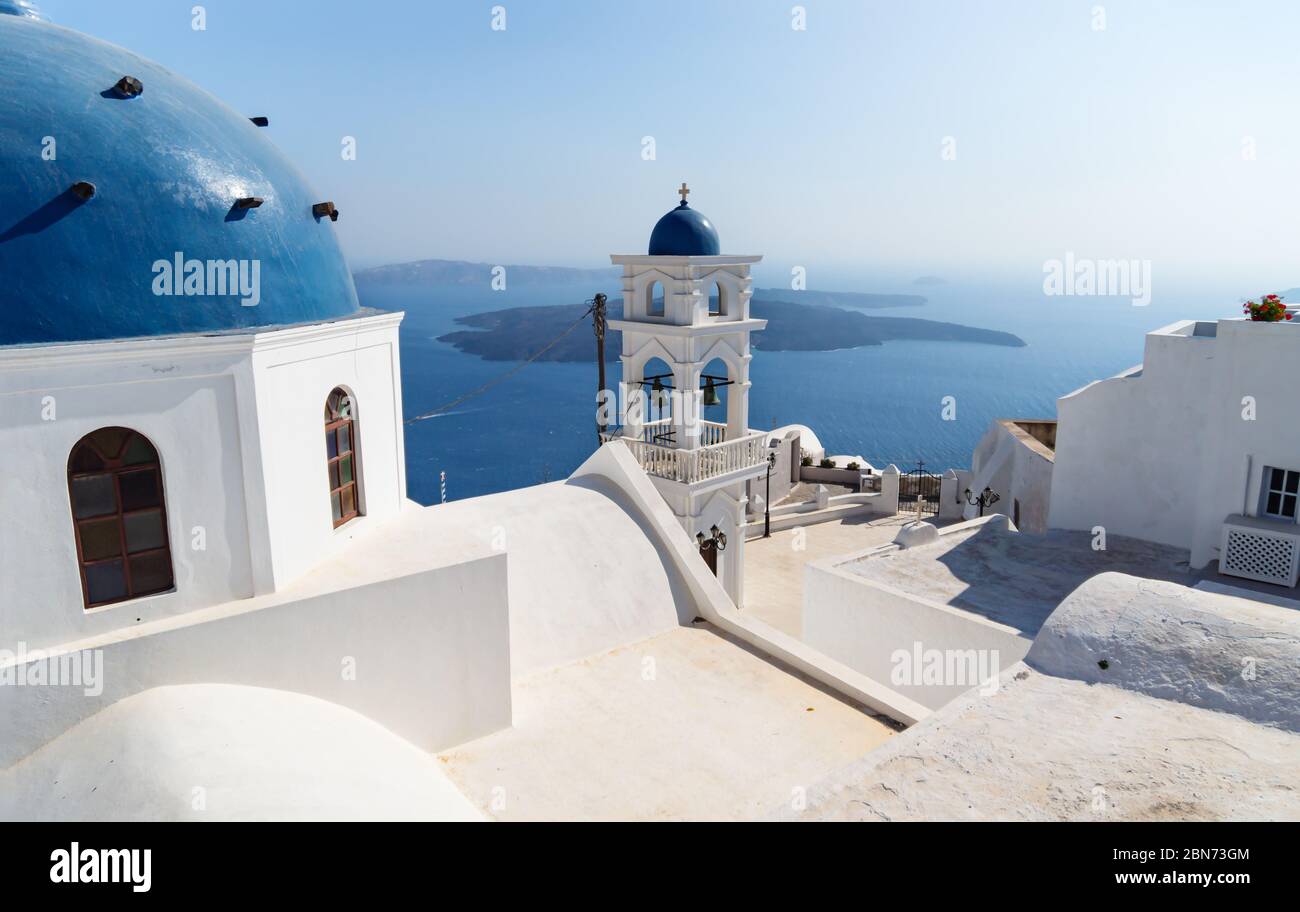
{"left": 0, "top": 542, "right": 512, "bottom": 768}
{"left": 802, "top": 516, "right": 1034, "bottom": 711}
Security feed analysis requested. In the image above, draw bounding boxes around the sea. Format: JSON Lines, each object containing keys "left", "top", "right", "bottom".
{"left": 361, "top": 277, "right": 1242, "bottom": 506}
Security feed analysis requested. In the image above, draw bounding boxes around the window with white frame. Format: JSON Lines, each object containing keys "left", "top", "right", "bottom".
{"left": 1260, "top": 466, "right": 1300, "bottom": 521}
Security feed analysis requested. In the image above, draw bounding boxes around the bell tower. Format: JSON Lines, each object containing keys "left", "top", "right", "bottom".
{"left": 607, "top": 186, "right": 770, "bottom": 605}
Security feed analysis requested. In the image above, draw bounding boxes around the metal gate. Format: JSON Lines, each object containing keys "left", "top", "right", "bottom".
{"left": 900, "top": 461, "right": 942, "bottom": 517}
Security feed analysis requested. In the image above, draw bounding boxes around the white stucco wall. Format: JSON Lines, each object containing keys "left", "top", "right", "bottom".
{"left": 0, "top": 545, "right": 511, "bottom": 768}
{"left": 803, "top": 529, "right": 1032, "bottom": 712}
{"left": 249, "top": 313, "right": 407, "bottom": 589}
{"left": 1050, "top": 319, "right": 1300, "bottom": 569}
{"left": 0, "top": 336, "right": 257, "bottom": 652}
{"left": 0, "top": 311, "right": 405, "bottom": 653}
{"left": 966, "top": 420, "right": 1054, "bottom": 532}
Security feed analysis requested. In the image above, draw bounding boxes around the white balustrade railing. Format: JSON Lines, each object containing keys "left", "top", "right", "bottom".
{"left": 698, "top": 420, "right": 728, "bottom": 447}
{"left": 615, "top": 429, "right": 768, "bottom": 484}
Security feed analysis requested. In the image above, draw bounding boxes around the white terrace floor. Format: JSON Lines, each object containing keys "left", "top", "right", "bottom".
{"left": 743, "top": 513, "right": 960, "bottom": 636}
{"left": 437, "top": 621, "right": 897, "bottom": 821}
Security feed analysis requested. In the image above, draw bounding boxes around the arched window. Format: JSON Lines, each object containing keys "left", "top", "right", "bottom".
{"left": 709, "top": 280, "right": 725, "bottom": 316}
{"left": 325, "top": 388, "right": 361, "bottom": 528}
{"left": 67, "top": 427, "right": 174, "bottom": 609}
{"left": 646, "top": 280, "right": 665, "bottom": 317}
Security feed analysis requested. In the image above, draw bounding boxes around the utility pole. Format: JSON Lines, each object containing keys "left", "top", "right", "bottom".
{"left": 592, "top": 293, "right": 608, "bottom": 447}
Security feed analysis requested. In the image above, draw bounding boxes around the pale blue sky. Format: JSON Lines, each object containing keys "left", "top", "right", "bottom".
{"left": 38, "top": 0, "right": 1300, "bottom": 288}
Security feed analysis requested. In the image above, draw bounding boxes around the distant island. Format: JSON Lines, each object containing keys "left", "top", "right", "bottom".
{"left": 437, "top": 297, "right": 1025, "bottom": 362}
{"left": 355, "top": 258, "right": 618, "bottom": 288}
{"left": 354, "top": 258, "right": 1023, "bottom": 359}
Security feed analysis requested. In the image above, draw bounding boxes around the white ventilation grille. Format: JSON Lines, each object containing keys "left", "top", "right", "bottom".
{"left": 1220, "top": 520, "right": 1300, "bottom": 587}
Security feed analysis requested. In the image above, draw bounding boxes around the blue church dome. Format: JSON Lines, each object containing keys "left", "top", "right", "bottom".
{"left": 0, "top": 1, "right": 43, "bottom": 20}
{"left": 648, "top": 196, "right": 721, "bottom": 257}
{"left": 0, "top": 11, "right": 360, "bottom": 346}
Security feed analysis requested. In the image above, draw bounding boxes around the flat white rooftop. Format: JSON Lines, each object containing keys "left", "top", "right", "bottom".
{"left": 776, "top": 661, "right": 1300, "bottom": 821}
{"left": 844, "top": 525, "right": 1194, "bottom": 635}
{"left": 439, "top": 621, "right": 897, "bottom": 821}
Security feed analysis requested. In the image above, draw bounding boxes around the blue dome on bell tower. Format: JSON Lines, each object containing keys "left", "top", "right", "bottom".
{"left": 0, "top": 9, "right": 360, "bottom": 346}
{"left": 648, "top": 184, "right": 721, "bottom": 256}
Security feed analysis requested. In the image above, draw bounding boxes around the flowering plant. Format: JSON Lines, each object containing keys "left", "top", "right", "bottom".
{"left": 1243, "top": 293, "right": 1291, "bottom": 322}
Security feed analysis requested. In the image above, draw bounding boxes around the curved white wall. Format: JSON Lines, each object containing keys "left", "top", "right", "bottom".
{"left": 0, "top": 685, "right": 485, "bottom": 822}
{"left": 1027, "top": 572, "right": 1300, "bottom": 731}
{"left": 423, "top": 476, "right": 690, "bottom": 676}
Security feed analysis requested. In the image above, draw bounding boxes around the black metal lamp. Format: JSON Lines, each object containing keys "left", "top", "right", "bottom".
{"left": 964, "top": 485, "right": 1001, "bottom": 517}
{"left": 696, "top": 524, "right": 727, "bottom": 552}
{"left": 763, "top": 443, "right": 780, "bottom": 538}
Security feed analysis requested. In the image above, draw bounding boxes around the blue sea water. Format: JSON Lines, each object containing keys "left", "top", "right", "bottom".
{"left": 364, "top": 278, "right": 1238, "bottom": 505}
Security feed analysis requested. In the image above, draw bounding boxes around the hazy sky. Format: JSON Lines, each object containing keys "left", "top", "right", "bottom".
{"left": 38, "top": 0, "right": 1300, "bottom": 288}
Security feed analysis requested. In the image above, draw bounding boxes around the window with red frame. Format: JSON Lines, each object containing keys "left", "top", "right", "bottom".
{"left": 67, "top": 427, "right": 174, "bottom": 609}
{"left": 325, "top": 389, "right": 361, "bottom": 527}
